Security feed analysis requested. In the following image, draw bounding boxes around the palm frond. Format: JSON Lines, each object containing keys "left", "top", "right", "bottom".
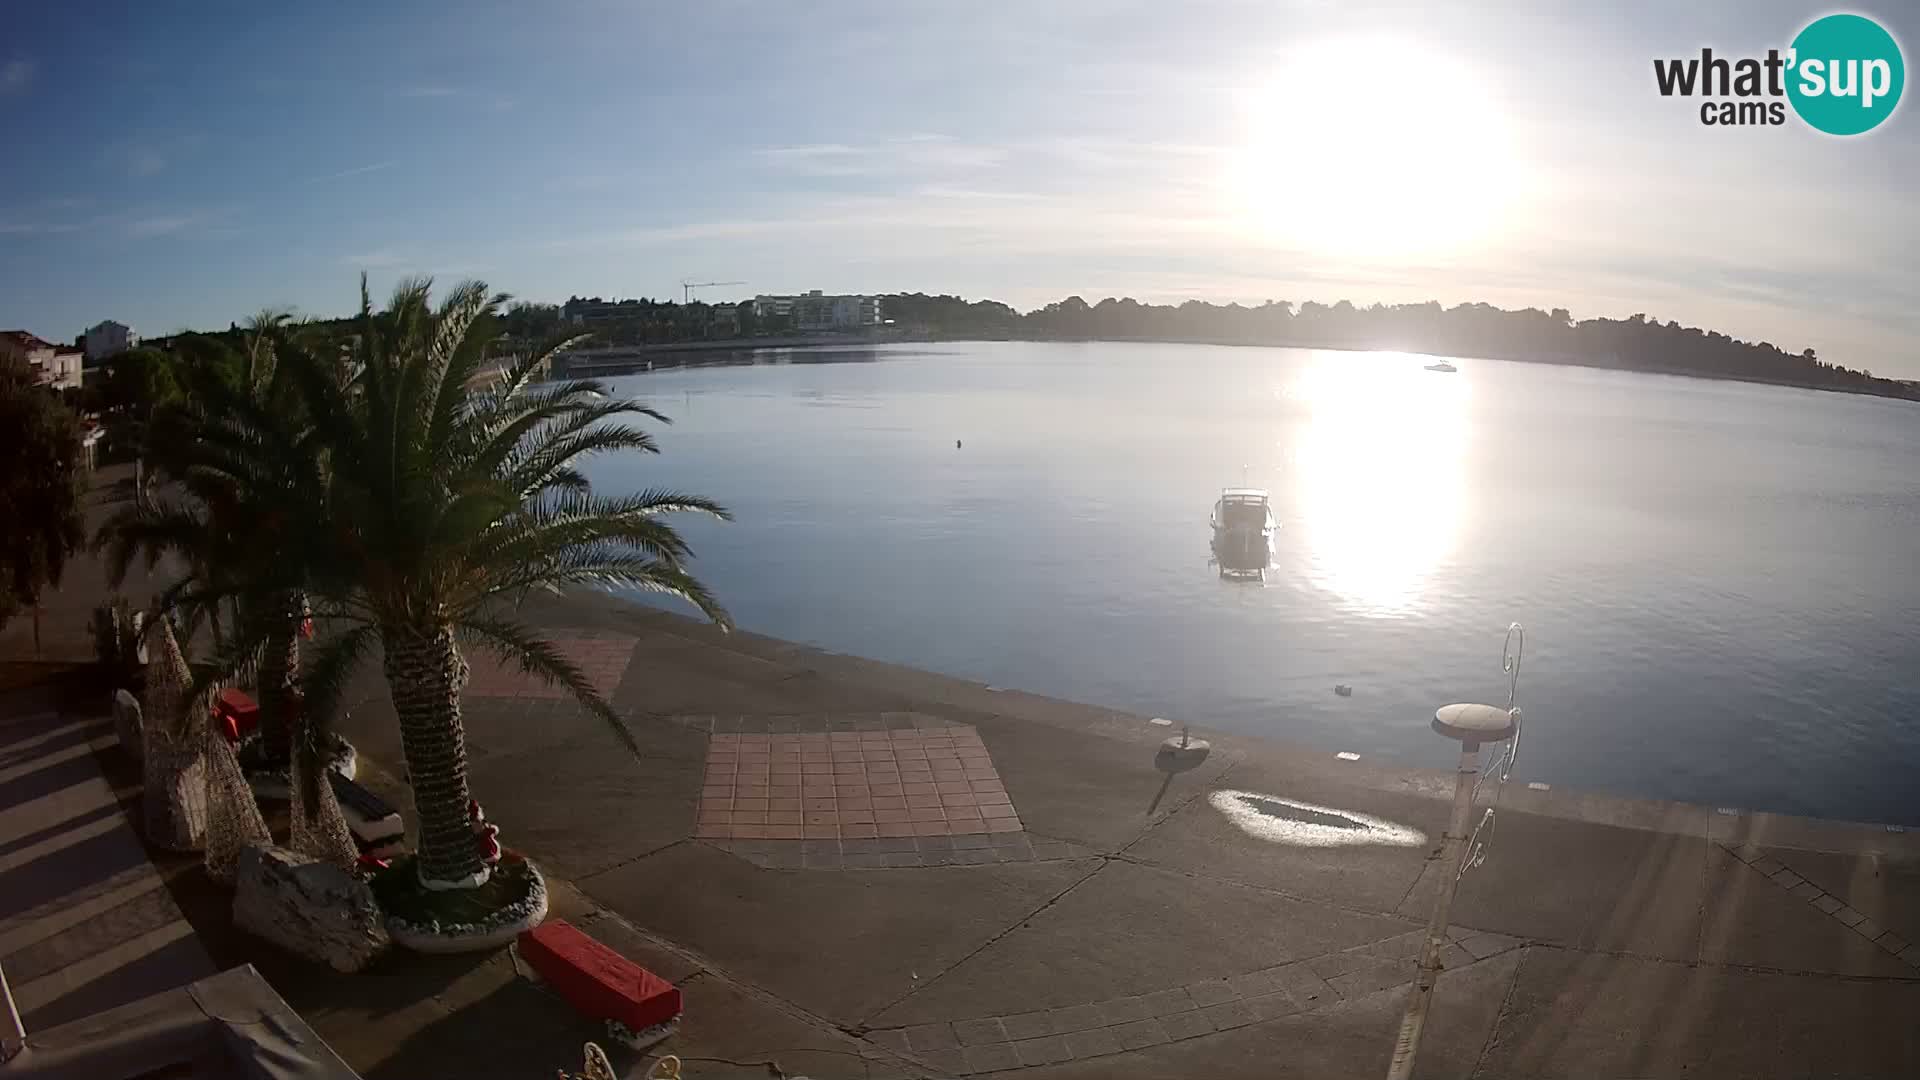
{"left": 457, "top": 614, "right": 640, "bottom": 757}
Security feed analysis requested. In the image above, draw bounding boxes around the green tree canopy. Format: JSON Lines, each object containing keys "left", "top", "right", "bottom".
{"left": 0, "top": 358, "right": 88, "bottom": 632}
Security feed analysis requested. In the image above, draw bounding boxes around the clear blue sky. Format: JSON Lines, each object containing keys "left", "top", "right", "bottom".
{"left": 2, "top": 1, "right": 1914, "bottom": 375}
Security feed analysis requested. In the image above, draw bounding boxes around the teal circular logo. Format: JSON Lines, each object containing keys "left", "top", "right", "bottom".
{"left": 1786, "top": 14, "right": 1905, "bottom": 135}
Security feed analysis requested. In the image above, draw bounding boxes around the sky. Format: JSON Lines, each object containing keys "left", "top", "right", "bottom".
{"left": 1, "top": 1, "right": 1915, "bottom": 376}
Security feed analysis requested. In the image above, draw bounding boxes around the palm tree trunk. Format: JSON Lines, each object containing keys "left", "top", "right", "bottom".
{"left": 382, "top": 623, "right": 485, "bottom": 887}
{"left": 255, "top": 591, "right": 303, "bottom": 766}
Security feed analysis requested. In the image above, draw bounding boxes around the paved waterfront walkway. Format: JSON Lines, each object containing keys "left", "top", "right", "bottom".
{"left": 319, "top": 595, "right": 1919, "bottom": 1078}
{"left": 0, "top": 684, "right": 217, "bottom": 1033}
{"left": 4, "top": 466, "right": 1917, "bottom": 1076}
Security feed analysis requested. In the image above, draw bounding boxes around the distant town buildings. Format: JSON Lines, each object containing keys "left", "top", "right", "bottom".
{"left": 751, "top": 291, "right": 883, "bottom": 330}
{"left": 85, "top": 319, "right": 137, "bottom": 362}
{"left": 0, "top": 330, "right": 84, "bottom": 390}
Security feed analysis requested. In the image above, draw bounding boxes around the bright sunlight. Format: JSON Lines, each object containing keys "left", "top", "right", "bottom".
{"left": 1231, "top": 37, "right": 1523, "bottom": 260}
{"left": 1290, "top": 352, "right": 1472, "bottom": 616}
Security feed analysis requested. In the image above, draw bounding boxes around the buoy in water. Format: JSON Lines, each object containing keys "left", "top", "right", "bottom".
{"left": 956, "top": 439, "right": 962, "bottom": 449}
{"left": 1334, "top": 684, "right": 1353, "bottom": 697}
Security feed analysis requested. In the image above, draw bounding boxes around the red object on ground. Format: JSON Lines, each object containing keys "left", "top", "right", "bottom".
{"left": 212, "top": 688, "right": 260, "bottom": 742}
{"left": 518, "top": 920, "right": 682, "bottom": 1031}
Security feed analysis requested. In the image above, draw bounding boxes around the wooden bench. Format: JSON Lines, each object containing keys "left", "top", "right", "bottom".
{"left": 518, "top": 920, "right": 682, "bottom": 1046}
{"left": 327, "top": 771, "right": 406, "bottom": 857}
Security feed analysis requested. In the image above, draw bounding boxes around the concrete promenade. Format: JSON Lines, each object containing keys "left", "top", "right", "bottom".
{"left": 2, "top": 465, "right": 1916, "bottom": 1076}
{"left": 321, "top": 592, "right": 1920, "bottom": 1077}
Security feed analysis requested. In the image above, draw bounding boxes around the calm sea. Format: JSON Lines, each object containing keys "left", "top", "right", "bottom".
{"left": 583, "top": 342, "right": 1920, "bottom": 825}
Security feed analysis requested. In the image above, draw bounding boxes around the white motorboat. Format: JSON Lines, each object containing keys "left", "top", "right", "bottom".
{"left": 1423, "top": 359, "right": 1458, "bottom": 373}
{"left": 1211, "top": 487, "right": 1277, "bottom": 579}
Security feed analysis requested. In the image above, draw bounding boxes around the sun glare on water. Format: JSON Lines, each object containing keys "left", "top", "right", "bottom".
{"left": 1290, "top": 353, "right": 1472, "bottom": 615}
{"left": 1233, "top": 38, "right": 1522, "bottom": 259}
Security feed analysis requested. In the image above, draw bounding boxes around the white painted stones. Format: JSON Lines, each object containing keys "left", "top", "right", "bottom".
{"left": 1209, "top": 789, "right": 1427, "bottom": 848}
{"left": 233, "top": 845, "right": 389, "bottom": 973}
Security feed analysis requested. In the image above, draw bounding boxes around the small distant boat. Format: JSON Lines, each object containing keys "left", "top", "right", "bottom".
{"left": 1211, "top": 487, "right": 1277, "bottom": 580}
{"left": 1424, "top": 360, "right": 1458, "bottom": 373}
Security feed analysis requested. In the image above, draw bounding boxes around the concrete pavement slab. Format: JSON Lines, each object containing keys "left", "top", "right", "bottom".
{"left": 1011, "top": 947, "right": 1524, "bottom": 1080}
{"left": 1769, "top": 847, "right": 1920, "bottom": 947}
{"left": 872, "top": 857, "right": 1416, "bottom": 1026}
{"left": 461, "top": 731, "right": 703, "bottom": 881}
{"left": 1428, "top": 809, "right": 1709, "bottom": 961}
{"left": 970, "top": 710, "right": 1237, "bottom": 853}
{"left": 578, "top": 839, "right": 1095, "bottom": 1026}
{"left": 1698, "top": 845, "right": 1911, "bottom": 976}
{"left": 1477, "top": 945, "right": 1920, "bottom": 1078}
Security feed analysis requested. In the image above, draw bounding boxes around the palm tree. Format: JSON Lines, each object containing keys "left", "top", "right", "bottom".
{"left": 97, "top": 316, "right": 322, "bottom": 772}
{"left": 290, "top": 277, "right": 729, "bottom": 890}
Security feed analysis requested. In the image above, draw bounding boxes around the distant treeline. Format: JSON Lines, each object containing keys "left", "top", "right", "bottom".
{"left": 883, "top": 293, "right": 1917, "bottom": 400}
{"left": 134, "top": 290, "right": 1916, "bottom": 402}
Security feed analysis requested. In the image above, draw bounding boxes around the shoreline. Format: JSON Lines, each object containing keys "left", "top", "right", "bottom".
{"left": 557, "top": 333, "right": 1920, "bottom": 404}
{"left": 527, "top": 589, "right": 1920, "bottom": 860}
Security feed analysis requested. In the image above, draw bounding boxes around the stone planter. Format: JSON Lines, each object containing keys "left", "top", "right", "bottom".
{"left": 233, "top": 845, "right": 389, "bottom": 973}
{"left": 384, "top": 862, "right": 549, "bottom": 955}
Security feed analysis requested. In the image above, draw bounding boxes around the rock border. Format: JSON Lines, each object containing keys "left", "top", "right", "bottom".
{"left": 386, "top": 861, "right": 549, "bottom": 954}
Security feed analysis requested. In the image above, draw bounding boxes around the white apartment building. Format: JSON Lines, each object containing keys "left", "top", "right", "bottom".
{"left": 85, "top": 319, "right": 137, "bottom": 362}
{"left": 751, "top": 290, "right": 883, "bottom": 331}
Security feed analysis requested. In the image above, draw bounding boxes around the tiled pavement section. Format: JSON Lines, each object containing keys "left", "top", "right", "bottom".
{"left": 696, "top": 717, "right": 1022, "bottom": 842}
{"left": 1725, "top": 842, "right": 1920, "bottom": 968}
{"left": 462, "top": 633, "right": 637, "bottom": 700}
{"left": 864, "top": 929, "right": 1527, "bottom": 1075}
{"left": 714, "top": 831, "right": 1092, "bottom": 871}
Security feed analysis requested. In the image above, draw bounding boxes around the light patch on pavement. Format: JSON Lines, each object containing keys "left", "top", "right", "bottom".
{"left": 1209, "top": 789, "right": 1427, "bottom": 848}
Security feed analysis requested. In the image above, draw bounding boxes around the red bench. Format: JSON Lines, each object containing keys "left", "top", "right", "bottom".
{"left": 212, "top": 688, "right": 260, "bottom": 742}
{"left": 518, "top": 920, "right": 682, "bottom": 1039}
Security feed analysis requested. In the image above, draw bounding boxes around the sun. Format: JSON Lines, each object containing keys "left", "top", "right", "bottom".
{"left": 1230, "top": 37, "right": 1523, "bottom": 260}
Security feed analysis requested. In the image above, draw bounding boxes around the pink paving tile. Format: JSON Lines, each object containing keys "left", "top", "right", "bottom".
{"left": 946, "top": 805, "right": 983, "bottom": 822}
{"left": 805, "top": 797, "right": 837, "bottom": 811}
{"left": 768, "top": 784, "right": 802, "bottom": 799}
{"left": 839, "top": 795, "right": 873, "bottom": 810}
{"left": 948, "top": 820, "right": 988, "bottom": 835}
{"left": 767, "top": 811, "right": 803, "bottom": 825}
{"left": 699, "top": 797, "right": 731, "bottom": 814}
{"left": 801, "top": 762, "right": 833, "bottom": 775}
{"left": 941, "top": 792, "right": 979, "bottom": 806}
{"left": 836, "top": 809, "right": 876, "bottom": 825}
{"left": 733, "top": 811, "right": 768, "bottom": 825}
{"left": 842, "top": 823, "right": 878, "bottom": 839}
{"left": 906, "top": 793, "right": 944, "bottom": 809}
{"left": 909, "top": 807, "right": 947, "bottom": 822}
{"left": 695, "top": 823, "right": 730, "bottom": 839}
{"left": 734, "top": 798, "right": 769, "bottom": 812}
{"left": 870, "top": 783, "right": 904, "bottom": 797}
{"left": 980, "top": 802, "right": 1019, "bottom": 818}
{"left": 768, "top": 797, "right": 802, "bottom": 812}
{"left": 765, "top": 824, "right": 803, "bottom": 839}
{"left": 902, "top": 782, "right": 938, "bottom": 796}
{"left": 805, "top": 812, "right": 838, "bottom": 826}
{"left": 986, "top": 816, "right": 1024, "bottom": 833}
{"left": 733, "top": 823, "right": 770, "bottom": 839}
{"left": 913, "top": 820, "right": 952, "bottom": 836}
{"left": 936, "top": 781, "right": 973, "bottom": 794}
{"left": 698, "top": 810, "right": 733, "bottom": 824}
{"left": 871, "top": 796, "right": 907, "bottom": 810}
{"left": 874, "top": 808, "right": 913, "bottom": 823}
{"left": 878, "top": 821, "right": 917, "bottom": 838}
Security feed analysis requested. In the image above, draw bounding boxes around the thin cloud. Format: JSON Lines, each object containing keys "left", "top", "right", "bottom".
{"left": 397, "top": 86, "right": 460, "bottom": 98}
{"left": 757, "top": 135, "right": 1008, "bottom": 177}
{"left": 1, "top": 58, "right": 33, "bottom": 93}
{"left": 128, "top": 215, "right": 195, "bottom": 238}
{"left": 305, "top": 160, "right": 397, "bottom": 185}
{"left": 0, "top": 221, "right": 81, "bottom": 235}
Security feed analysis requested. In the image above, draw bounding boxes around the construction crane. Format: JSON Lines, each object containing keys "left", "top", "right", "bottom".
{"left": 681, "top": 279, "right": 745, "bottom": 304}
